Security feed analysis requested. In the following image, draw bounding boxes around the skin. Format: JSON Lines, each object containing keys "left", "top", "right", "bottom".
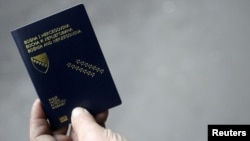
{"left": 30, "top": 99, "right": 108, "bottom": 141}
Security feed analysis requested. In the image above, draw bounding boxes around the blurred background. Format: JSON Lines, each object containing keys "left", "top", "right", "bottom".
{"left": 1, "top": 0, "right": 250, "bottom": 140}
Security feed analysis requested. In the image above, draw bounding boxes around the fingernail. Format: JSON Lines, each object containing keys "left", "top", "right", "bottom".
{"left": 72, "top": 107, "right": 88, "bottom": 118}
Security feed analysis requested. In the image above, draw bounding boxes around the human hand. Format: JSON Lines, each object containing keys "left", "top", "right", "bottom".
{"left": 71, "top": 107, "right": 127, "bottom": 141}
{"left": 30, "top": 99, "right": 127, "bottom": 141}
{"left": 30, "top": 99, "right": 108, "bottom": 141}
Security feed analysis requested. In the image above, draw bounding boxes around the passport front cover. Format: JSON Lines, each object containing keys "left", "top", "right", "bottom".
{"left": 11, "top": 4, "right": 121, "bottom": 129}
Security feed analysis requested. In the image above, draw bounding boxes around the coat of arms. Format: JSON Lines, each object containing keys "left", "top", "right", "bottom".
{"left": 31, "top": 52, "right": 49, "bottom": 73}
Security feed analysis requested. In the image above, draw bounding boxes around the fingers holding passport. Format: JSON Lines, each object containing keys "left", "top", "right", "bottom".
{"left": 30, "top": 99, "right": 127, "bottom": 141}
{"left": 30, "top": 98, "right": 108, "bottom": 135}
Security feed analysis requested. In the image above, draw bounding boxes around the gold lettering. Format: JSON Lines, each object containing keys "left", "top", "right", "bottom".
{"left": 43, "top": 41, "right": 52, "bottom": 47}
{"left": 23, "top": 24, "right": 82, "bottom": 53}
{"left": 48, "top": 96, "right": 66, "bottom": 109}
{"left": 27, "top": 45, "right": 43, "bottom": 53}
{"left": 24, "top": 36, "right": 38, "bottom": 45}
{"left": 25, "top": 41, "right": 40, "bottom": 49}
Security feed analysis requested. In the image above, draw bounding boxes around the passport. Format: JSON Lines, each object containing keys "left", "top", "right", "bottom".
{"left": 11, "top": 4, "right": 121, "bottom": 129}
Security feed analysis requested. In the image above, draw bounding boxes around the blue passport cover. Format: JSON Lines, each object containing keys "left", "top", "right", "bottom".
{"left": 11, "top": 4, "right": 121, "bottom": 129}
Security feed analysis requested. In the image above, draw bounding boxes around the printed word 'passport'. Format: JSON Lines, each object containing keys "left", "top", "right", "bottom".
{"left": 11, "top": 4, "right": 121, "bottom": 129}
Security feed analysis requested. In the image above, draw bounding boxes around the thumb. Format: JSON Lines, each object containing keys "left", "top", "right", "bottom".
{"left": 71, "top": 107, "right": 127, "bottom": 141}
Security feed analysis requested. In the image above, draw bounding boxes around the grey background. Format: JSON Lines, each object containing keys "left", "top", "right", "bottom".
{"left": 1, "top": 0, "right": 250, "bottom": 141}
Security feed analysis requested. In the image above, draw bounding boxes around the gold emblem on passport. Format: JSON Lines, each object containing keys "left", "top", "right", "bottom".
{"left": 59, "top": 115, "right": 68, "bottom": 123}
{"left": 31, "top": 52, "right": 49, "bottom": 73}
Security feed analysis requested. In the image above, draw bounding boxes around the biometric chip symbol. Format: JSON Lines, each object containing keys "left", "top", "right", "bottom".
{"left": 31, "top": 52, "right": 49, "bottom": 73}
